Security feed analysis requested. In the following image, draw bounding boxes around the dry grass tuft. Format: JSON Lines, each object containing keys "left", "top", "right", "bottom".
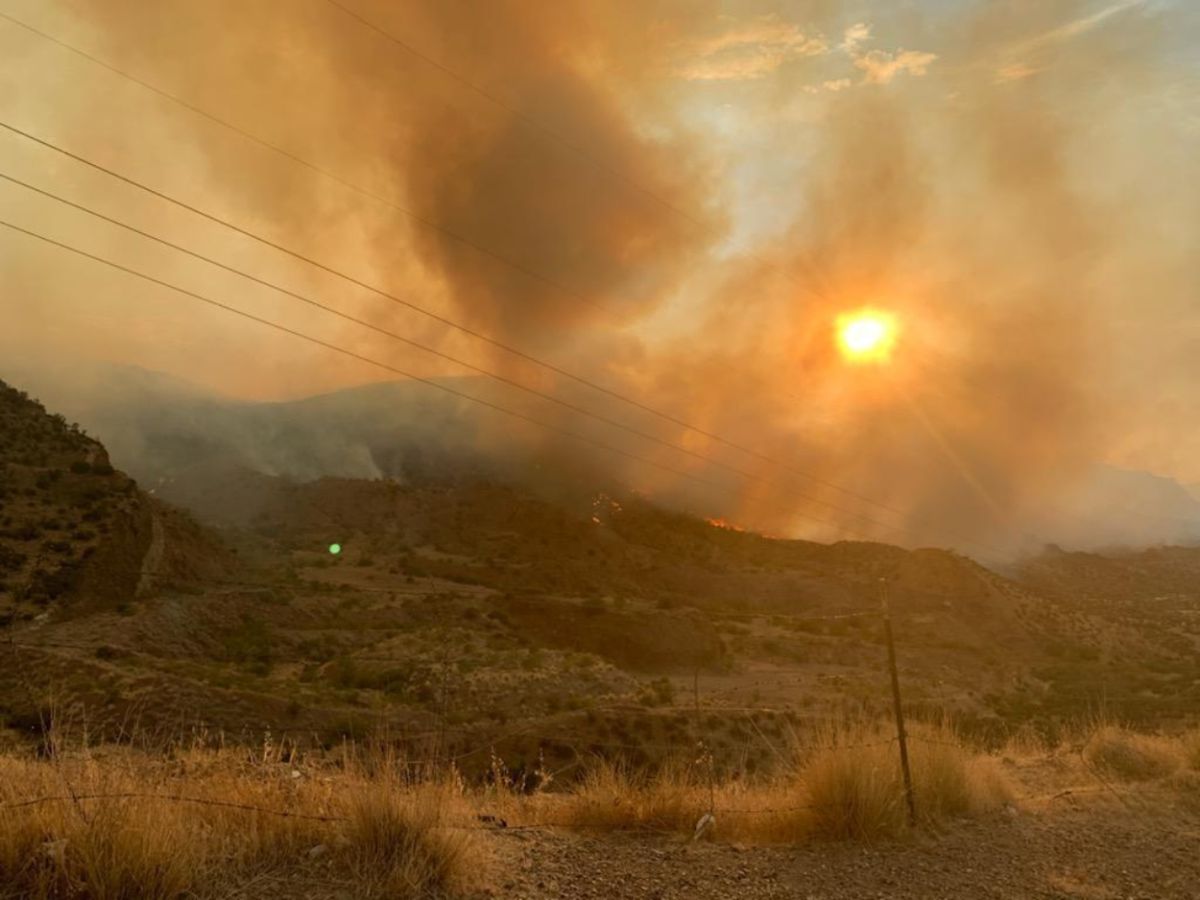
{"left": 509, "top": 721, "right": 1010, "bottom": 845}
{"left": 0, "top": 746, "right": 485, "bottom": 900}
{"left": 800, "top": 722, "right": 1009, "bottom": 841}
{"left": 345, "top": 787, "right": 480, "bottom": 898}
{"left": 1083, "top": 726, "right": 1181, "bottom": 782}
{"left": 530, "top": 759, "right": 707, "bottom": 833}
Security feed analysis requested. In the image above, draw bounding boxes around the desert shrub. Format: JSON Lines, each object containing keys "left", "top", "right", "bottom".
{"left": 7, "top": 523, "right": 41, "bottom": 541}
{"left": 222, "top": 618, "right": 273, "bottom": 669}
{"left": 344, "top": 789, "right": 479, "bottom": 898}
{"left": 0, "top": 546, "right": 26, "bottom": 571}
{"left": 26, "top": 564, "right": 79, "bottom": 602}
{"left": 1084, "top": 726, "right": 1181, "bottom": 781}
{"left": 637, "top": 677, "right": 675, "bottom": 707}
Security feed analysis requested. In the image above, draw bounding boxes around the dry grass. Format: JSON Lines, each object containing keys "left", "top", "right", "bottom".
{"left": 540, "top": 760, "right": 706, "bottom": 833}
{"left": 1083, "top": 725, "right": 1182, "bottom": 782}
{"left": 1180, "top": 729, "right": 1200, "bottom": 771}
{"left": 506, "top": 721, "right": 1010, "bottom": 844}
{"left": 6, "top": 716, "right": 1195, "bottom": 896}
{"left": 0, "top": 744, "right": 485, "bottom": 900}
{"left": 799, "top": 722, "right": 1010, "bottom": 841}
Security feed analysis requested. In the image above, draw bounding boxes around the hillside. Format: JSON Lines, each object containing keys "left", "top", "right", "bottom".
{"left": 15, "top": 362, "right": 1200, "bottom": 549}
{"left": 0, "top": 380, "right": 231, "bottom": 623}
{"left": 0, "top": 380, "right": 147, "bottom": 620}
{"left": 3, "top": 375, "right": 1199, "bottom": 777}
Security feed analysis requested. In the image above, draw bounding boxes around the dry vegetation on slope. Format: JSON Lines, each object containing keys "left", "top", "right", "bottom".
{"left": 4, "top": 375, "right": 1200, "bottom": 782}
{"left": 3, "top": 377, "right": 1200, "bottom": 897}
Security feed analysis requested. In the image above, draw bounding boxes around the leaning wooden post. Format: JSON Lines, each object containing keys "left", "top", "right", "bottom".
{"left": 880, "top": 576, "right": 917, "bottom": 826}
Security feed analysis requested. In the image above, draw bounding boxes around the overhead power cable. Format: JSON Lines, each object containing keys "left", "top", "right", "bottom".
{"left": 0, "top": 14, "right": 1021, "bottom": 554}
{"left": 0, "top": 17, "right": 879, "bottom": 510}
{"left": 0, "top": 8, "right": 617, "bottom": 317}
{"left": 0, "top": 215, "right": 899, "bottom": 543}
{"left": 319, "top": 7, "right": 1200, "bottom": 544}
{"left": 0, "top": 167, "right": 915, "bottom": 539}
{"left": 0, "top": 118, "right": 926, "bottom": 534}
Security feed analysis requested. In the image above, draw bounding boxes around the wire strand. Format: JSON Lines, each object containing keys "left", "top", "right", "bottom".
{"left": 0, "top": 168, "right": 927, "bottom": 541}
{"left": 0, "top": 215, "right": 893, "bottom": 542}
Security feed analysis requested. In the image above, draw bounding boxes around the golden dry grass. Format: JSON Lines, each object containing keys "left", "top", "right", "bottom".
{"left": 798, "top": 721, "right": 1010, "bottom": 841}
{"left": 4, "top": 717, "right": 1194, "bottom": 897}
{"left": 1083, "top": 725, "right": 1182, "bottom": 782}
{"left": 505, "top": 721, "right": 1011, "bottom": 844}
{"left": 0, "top": 745, "right": 485, "bottom": 900}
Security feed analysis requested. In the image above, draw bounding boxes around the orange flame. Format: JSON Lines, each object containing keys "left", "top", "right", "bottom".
{"left": 705, "top": 517, "right": 744, "bottom": 532}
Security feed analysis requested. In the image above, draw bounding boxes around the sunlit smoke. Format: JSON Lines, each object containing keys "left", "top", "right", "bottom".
{"left": 2, "top": 0, "right": 1197, "bottom": 556}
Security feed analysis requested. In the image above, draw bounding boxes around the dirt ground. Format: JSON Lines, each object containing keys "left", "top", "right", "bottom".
{"left": 480, "top": 800, "right": 1199, "bottom": 900}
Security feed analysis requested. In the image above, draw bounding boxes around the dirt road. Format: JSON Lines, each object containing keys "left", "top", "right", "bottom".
{"left": 485, "top": 801, "right": 1199, "bottom": 899}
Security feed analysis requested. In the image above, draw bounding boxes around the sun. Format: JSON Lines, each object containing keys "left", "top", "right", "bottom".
{"left": 836, "top": 309, "right": 897, "bottom": 363}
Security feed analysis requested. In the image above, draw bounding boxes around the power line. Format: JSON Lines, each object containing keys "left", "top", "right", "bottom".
{"left": 0, "top": 7, "right": 617, "bottom": 318}
{"left": 0, "top": 170, "right": 909, "bottom": 538}
{"left": 0, "top": 215, "right": 887, "bottom": 541}
{"left": 323, "top": 9, "right": 1200, "bottom": 544}
{"left": 15, "top": 4, "right": 1174, "bottom": 555}
{"left": 0, "top": 168, "right": 935, "bottom": 542}
{"left": 0, "top": 14, "right": 1036, "bottom": 556}
{"left": 4, "top": 174, "right": 969, "bottom": 547}
{"left": 0, "top": 17, "right": 913, "bottom": 520}
{"left": 0, "top": 120, "right": 979, "bottom": 556}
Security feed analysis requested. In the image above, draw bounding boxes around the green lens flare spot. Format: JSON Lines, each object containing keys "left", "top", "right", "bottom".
{"left": 328, "top": 543, "right": 342, "bottom": 555}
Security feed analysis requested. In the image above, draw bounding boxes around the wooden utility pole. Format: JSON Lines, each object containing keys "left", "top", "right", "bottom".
{"left": 693, "top": 667, "right": 715, "bottom": 817}
{"left": 880, "top": 576, "right": 916, "bottom": 826}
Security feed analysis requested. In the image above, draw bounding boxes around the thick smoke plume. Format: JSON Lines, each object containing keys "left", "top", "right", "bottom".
{"left": 7, "top": 0, "right": 1200, "bottom": 555}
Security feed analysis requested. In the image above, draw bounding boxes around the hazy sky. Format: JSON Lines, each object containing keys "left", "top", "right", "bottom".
{"left": 1, "top": 0, "right": 1197, "bottom": 548}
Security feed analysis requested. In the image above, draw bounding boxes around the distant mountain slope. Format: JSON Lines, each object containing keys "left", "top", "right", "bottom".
{"left": 9, "top": 363, "right": 498, "bottom": 489}
{"left": 12, "top": 362, "right": 1200, "bottom": 553}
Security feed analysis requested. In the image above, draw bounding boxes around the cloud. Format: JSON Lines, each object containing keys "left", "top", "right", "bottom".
{"left": 1008, "top": 0, "right": 1148, "bottom": 55}
{"left": 840, "top": 22, "right": 871, "bottom": 54}
{"left": 995, "top": 62, "right": 1041, "bottom": 83}
{"left": 804, "top": 78, "right": 853, "bottom": 94}
{"left": 991, "top": 2, "right": 1145, "bottom": 88}
{"left": 678, "top": 15, "right": 828, "bottom": 81}
{"left": 854, "top": 48, "right": 938, "bottom": 84}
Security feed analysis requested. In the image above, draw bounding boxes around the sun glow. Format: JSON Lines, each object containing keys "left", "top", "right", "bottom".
{"left": 836, "top": 310, "right": 897, "bottom": 363}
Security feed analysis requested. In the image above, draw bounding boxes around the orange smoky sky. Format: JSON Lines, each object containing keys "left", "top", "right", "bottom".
{"left": 0, "top": 0, "right": 1198, "bottom": 553}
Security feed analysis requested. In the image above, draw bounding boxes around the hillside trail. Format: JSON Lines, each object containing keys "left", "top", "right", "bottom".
{"left": 136, "top": 507, "right": 165, "bottom": 597}
{"left": 477, "top": 802, "right": 1199, "bottom": 900}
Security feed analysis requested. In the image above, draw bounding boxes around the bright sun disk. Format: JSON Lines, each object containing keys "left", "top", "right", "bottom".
{"left": 837, "top": 310, "right": 897, "bottom": 363}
